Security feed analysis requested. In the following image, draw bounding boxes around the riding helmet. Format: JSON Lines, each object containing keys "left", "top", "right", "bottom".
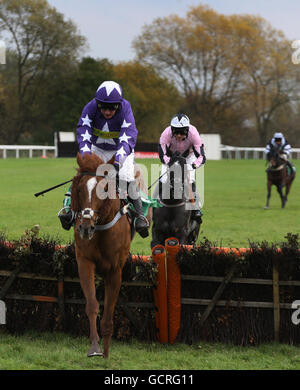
{"left": 95, "top": 81, "right": 123, "bottom": 104}
{"left": 170, "top": 114, "right": 190, "bottom": 136}
{"left": 273, "top": 132, "right": 284, "bottom": 142}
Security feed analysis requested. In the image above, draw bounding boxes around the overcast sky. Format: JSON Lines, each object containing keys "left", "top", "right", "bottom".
{"left": 47, "top": 0, "right": 300, "bottom": 63}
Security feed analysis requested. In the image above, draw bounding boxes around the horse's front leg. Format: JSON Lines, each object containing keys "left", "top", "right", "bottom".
{"left": 77, "top": 259, "right": 102, "bottom": 357}
{"left": 277, "top": 184, "right": 286, "bottom": 208}
{"left": 265, "top": 180, "right": 272, "bottom": 209}
{"left": 101, "top": 267, "right": 122, "bottom": 359}
{"left": 284, "top": 182, "right": 291, "bottom": 205}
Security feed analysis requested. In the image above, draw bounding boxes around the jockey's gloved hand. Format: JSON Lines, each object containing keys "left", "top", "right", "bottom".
{"left": 163, "top": 155, "right": 170, "bottom": 165}
{"left": 192, "top": 163, "right": 197, "bottom": 170}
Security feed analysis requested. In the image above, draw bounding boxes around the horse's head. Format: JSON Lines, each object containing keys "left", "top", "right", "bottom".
{"left": 168, "top": 150, "right": 187, "bottom": 169}
{"left": 71, "top": 153, "right": 117, "bottom": 240}
{"left": 269, "top": 149, "right": 286, "bottom": 169}
{"left": 161, "top": 148, "right": 190, "bottom": 203}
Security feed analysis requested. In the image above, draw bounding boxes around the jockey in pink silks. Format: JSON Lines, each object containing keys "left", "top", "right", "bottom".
{"left": 157, "top": 113, "right": 206, "bottom": 223}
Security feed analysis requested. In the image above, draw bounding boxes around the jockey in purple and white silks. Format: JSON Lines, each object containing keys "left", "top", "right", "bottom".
{"left": 58, "top": 81, "right": 149, "bottom": 238}
{"left": 77, "top": 81, "right": 136, "bottom": 176}
{"left": 157, "top": 113, "right": 206, "bottom": 223}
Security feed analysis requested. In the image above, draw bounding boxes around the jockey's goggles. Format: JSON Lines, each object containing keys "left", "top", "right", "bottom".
{"left": 275, "top": 138, "right": 282, "bottom": 143}
{"left": 171, "top": 126, "right": 189, "bottom": 136}
{"left": 99, "top": 103, "right": 120, "bottom": 111}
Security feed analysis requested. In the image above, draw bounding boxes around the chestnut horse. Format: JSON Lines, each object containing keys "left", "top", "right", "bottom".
{"left": 265, "top": 150, "right": 295, "bottom": 209}
{"left": 71, "top": 152, "right": 150, "bottom": 358}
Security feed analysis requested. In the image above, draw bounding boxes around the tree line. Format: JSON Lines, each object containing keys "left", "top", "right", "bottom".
{"left": 0, "top": 0, "right": 299, "bottom": 147}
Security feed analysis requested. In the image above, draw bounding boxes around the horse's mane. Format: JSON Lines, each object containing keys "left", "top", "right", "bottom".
{"left": 76, "top": 152, "right": 105, "bottom": 174}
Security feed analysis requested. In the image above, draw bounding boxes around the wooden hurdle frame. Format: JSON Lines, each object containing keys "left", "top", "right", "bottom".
{"left": 1, "top": 239, "right": 300, "bottom": 344}
{"left": 147, "top": 238, "right": 299, "bottom": 344}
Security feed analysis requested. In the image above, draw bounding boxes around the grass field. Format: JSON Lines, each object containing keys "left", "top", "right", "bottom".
{"left": 1, "top": 157, "right": 299, "bottom": 254}
{"left": 1, "top": 157, "right": 300, "bottom": 371}
{"left": 0, "top": 330, "right": 300, "bottom": 370}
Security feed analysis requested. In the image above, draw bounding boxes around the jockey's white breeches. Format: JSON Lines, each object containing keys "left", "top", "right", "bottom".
{"left": 91, "top": 145, "right": 135, "bottom": 182}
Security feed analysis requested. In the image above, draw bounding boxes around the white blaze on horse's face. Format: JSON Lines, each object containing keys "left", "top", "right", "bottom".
{"left": 87, "top": 177, "right": 97, "bottom": 203}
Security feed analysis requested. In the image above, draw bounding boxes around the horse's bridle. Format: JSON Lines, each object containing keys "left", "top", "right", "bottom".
{"left": 269, "top": 154, "right": 286, "bottom": 171}
{"left": 76, "top": 171, "right": 103, "bottom": 223}
{"left": 75, "top": 171, "right": 129, "bottom": 231}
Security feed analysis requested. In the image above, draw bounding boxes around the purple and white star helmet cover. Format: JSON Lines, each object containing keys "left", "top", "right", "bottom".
{"left": 95, "top": 81, "right": 123, "bottom": 103}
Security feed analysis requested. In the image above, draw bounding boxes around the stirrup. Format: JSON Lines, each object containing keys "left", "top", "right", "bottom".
{"left": 134, "top": 215, "right": 149, "bottom": 238}
{"left": 192, "top": 209, "right": 203, "bottom": 224}
{"left": 58, "top": 207, "right": 75, "bottom": 231}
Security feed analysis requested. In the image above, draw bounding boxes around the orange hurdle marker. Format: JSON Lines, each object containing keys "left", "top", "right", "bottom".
{"left": 152, "top": 245, "right": 168, "bottom": 343}
{"left": 165, "top": 237, "right": 181, "bottom": 344}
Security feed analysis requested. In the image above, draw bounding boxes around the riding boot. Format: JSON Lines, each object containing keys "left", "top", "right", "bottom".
{"left": 127, "top": 181, "right": 149, "bottom": 238}
{"left": 286, "top": 160, "right": 296, "bottom": 174}
{"left": 191, "top": 182, "right": 203, "bottom": 224}
{"left": 58, "top": 184, "right": 75, "bottom": 231}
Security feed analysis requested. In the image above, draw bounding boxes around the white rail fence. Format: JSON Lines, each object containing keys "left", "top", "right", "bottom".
{"left": 0, "top": 145, "right": 57, "bottom": 159}
{"left": 1, "top": 144, "right": 300, "bottom": 160}
{"left": 221, "top": 145, "right": 300, "bottom": 160}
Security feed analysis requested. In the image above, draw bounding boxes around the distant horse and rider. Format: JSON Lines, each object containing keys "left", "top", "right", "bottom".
{"left": 264, "top": 132, "right": 296, "bottom": 209}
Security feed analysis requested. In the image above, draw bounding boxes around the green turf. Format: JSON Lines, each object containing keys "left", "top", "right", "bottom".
{"left": 1, "top": 157, "right": 299, "bottom": 254}
{"left": 1, "top": 158, "right": 300, "bottom": 371}
{"left": 0, "top": 330, "right": 300, "bottom": 370}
